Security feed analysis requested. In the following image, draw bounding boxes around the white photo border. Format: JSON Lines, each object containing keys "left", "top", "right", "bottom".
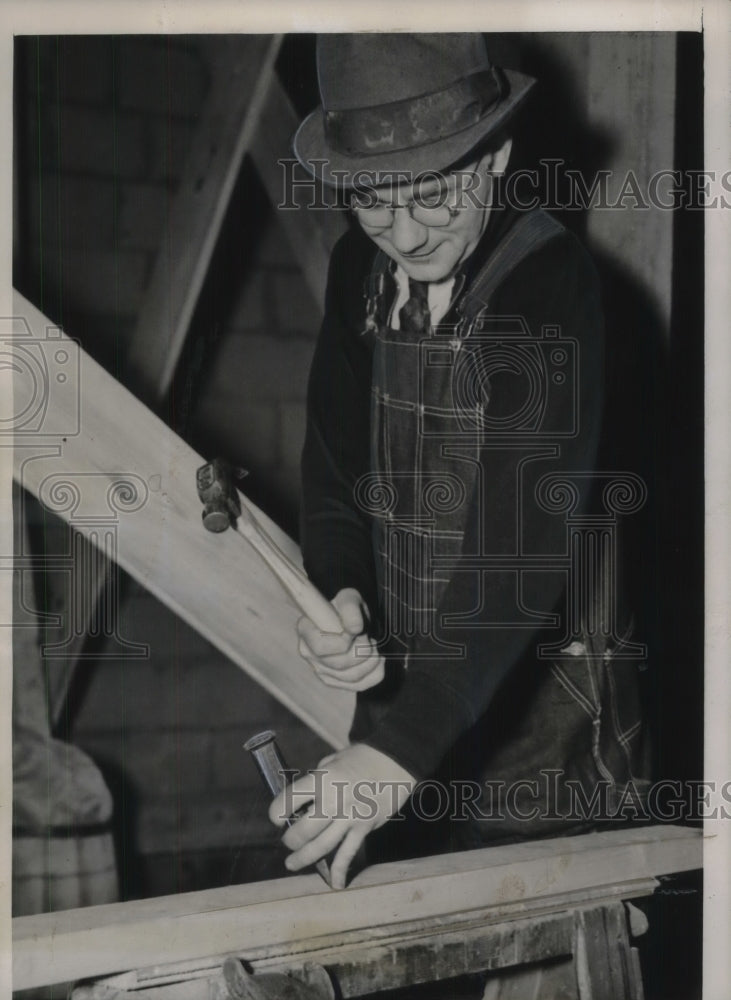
{"left": 0, "top": 3, "right": 726, "bottom": 998}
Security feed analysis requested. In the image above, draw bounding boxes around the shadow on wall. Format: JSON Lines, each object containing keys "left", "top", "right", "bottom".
{"left": 515, "top": 32, "right": 704, "bottom": 1000}
{"left": 507, "top": 31, "right": 703, "bottom": 795}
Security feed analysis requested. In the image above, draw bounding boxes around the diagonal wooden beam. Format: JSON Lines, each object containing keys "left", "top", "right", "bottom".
{"left": 250, "top": 74, "right": 348, "bottom": 310}
{"left": 46, "top": 36, "right": 284, "bottom": 729}
{"left": 12, "top": 290, "right": 354, "bottom": 749}
{"left": 125, "top": 34, "right": 284, "bottom": 405}
{"left": 12, "top": 825, "right": 702, "bottom": 991}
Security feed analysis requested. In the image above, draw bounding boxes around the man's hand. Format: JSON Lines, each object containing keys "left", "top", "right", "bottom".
{"left": 268, "top": 743, "right": 416, "bottom": 889}
{"left": 297, "top": 587, "right": 385, "bottom": 691}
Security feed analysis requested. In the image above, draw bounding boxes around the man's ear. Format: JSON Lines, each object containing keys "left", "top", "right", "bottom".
{"left": 478, "top": 135, "right": 513, "bottom": 176}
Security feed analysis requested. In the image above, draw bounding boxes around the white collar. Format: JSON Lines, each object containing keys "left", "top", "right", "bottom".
{"left": 390, "top": 266, "right": 456, "bottom": 330}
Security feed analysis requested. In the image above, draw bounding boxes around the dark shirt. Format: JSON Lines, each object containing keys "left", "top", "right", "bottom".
{"left": 301, "top": 208, "right": 605, "bottom": 781}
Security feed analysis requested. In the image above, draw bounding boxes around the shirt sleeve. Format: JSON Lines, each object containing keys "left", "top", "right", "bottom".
{"left": 300, "top": 229, "right": 379, "bottom": 618}
{"left": 361, "top": 230, "right": 606, "bottom": 780}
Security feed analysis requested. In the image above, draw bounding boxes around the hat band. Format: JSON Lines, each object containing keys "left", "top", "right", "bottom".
{"left": 324, "top": 67, "right": 508, "bottom": 158}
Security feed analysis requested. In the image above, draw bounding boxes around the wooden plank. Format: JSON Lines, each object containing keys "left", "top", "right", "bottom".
{"left": 11, "top": 290, "right": 354, "bottom": 750}
{"left": 47, "top": 38, "right": 285, "bottom": 729}
{"left": 13, "top": 825, "right": 702, "bottom": 990}
{"left": 76, "top": 910, "right": 581, "bottom": 998}
{"left": 125, "top": 35, "right": 283, "bottom": 404}
{"left": 249, "top": 74, "right": 347, "bottom": 310}
{"left": 574, "top": 904, "right": 639, "bottom": 1000}
{"left": 73, "top": 880, "right": 654, "bottom": 996}
{"left": 74, "top": 982, "right": 211, "bottom": 1000}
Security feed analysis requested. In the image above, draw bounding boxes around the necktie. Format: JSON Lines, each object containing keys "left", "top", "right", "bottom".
{"left": 398, "top": 278, "right": 431, "bottom": 335}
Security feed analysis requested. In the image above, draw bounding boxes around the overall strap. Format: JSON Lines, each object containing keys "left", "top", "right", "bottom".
{"left": 458, "top": 209, "right": 565, "bottom": 323}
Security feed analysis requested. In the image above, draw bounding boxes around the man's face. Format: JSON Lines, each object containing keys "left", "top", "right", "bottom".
{"left": 351, "top": 153, "right": 497, "bottom": 283}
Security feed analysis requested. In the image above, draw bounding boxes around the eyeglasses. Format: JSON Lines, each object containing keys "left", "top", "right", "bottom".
{"left": 350, "top": 163, "right": 493, "bottom": 233}
{"left": 350, "top": 193, "right": 463, "bottom": 232}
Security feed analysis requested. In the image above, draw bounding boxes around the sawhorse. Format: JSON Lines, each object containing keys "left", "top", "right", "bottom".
{"left": 14, "top": 826, "right": 701, "bottom": 1000}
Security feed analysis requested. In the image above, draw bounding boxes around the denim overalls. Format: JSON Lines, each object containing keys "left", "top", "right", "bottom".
{"left": 352, "top": 210, "right": 651, "bottom": 853}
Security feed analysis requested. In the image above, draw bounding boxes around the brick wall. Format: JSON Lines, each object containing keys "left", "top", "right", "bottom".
{"left": 191, "top": 213, "right": 323, "bottom": 529}
{"left": 16, "top": 36, "right": 204, "bottom": 372}
{"left": 16, "top": 35, "right": 332, "bottom": 899}
{"left": 70, "top": 579, "right": 329, "bottom": 897}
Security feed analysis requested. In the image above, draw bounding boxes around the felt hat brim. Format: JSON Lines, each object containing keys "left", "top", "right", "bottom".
{"left": 294, "top": 68, "right": 535, "bottom": 187}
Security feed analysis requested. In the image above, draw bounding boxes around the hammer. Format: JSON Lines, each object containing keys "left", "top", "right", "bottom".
{"left": 196, "top": 458, "right": 343, "bottom": 634}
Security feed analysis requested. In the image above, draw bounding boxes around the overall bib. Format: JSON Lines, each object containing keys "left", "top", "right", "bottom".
{"left": 351, "top": 210, "right": 651, "bottom": 855}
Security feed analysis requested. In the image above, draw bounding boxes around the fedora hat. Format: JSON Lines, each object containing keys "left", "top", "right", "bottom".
{"left": 294, "top": 33, "right": 535, "bottom": 186}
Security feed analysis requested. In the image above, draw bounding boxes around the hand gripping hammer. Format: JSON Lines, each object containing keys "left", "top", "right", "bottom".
{"left": 195, "top": 457, "right": 343, "bottom": 634}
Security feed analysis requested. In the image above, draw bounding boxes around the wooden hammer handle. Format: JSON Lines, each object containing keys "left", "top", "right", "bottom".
{"left": 235, "top": 504, "right": 344, "bottom": 634}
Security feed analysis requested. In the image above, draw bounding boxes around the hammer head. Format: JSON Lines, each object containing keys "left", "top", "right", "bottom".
{"left": 196, "top": 458, "right": 243, "bottom": 532}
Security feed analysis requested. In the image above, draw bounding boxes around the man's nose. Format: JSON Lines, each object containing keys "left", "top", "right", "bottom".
{"left": 389, "top": 207, "right": 430, "bottom": 253}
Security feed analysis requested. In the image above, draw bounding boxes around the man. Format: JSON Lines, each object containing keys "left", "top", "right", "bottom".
{"left": 270, "top": 33, "right": 650, "bottom": 894}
